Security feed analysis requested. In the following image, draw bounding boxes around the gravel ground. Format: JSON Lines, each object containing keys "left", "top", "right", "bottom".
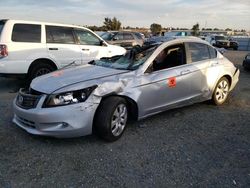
{"left": 0, "top": 50, "right": 250, "bottom": 187}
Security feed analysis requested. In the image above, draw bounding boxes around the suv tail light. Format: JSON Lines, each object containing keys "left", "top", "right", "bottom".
{"left": 0, "top": 45, "right": 8, "bottom": 57}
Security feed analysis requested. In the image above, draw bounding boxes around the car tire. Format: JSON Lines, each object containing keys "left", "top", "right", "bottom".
{"left": 233, "top": 47, "right": 238, "bottom": 51}
{"left": 212, "top": 77, "right": 230, "bottom": 105}
{"left": 94, "top": 97, "right": 128, "bottom": 142}
{"left": 28, "top": 63, "right": 56, "bottom": 81}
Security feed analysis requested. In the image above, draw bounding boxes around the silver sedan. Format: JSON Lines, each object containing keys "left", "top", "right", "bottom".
{"left": 13, "top": 38, "right": 240, "bottom": 141}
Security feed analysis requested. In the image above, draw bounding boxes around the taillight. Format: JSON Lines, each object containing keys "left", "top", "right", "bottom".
{"left": 0, "top": 45, "right": 8, "bottom": 57}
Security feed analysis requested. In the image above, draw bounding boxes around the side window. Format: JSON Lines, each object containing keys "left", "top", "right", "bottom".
{"left": 114, "top": 33, "right": 123, "bottom": 40}
{"left": 124, "top": 33, "right": 134, "bottom": 40}
{"left": 12, "top": 24, "right": 41, "bottom": 43}
{"left": 134, "top": 33, "right": 143, "bottom": 40}
{"left": 208, "top": 46, "right": 217, "bottom": 59}
{"left": 74, "top": 29, "right": 101, "bottom": 46}
{"left": 151, "top": 44, "right": 186, "bottom": 72}
{"left": 188, "top": 43, "right": 210, "bottom": 62}
{"left": 46, "top": 26, "right": 75, "bottom": 44}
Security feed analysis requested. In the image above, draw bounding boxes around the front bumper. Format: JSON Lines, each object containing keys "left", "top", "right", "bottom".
{"left": 13, "top": 95, "right": 99, "bottom": 138}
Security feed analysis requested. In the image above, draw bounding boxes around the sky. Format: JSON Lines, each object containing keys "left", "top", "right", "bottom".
{"left": 0, "top": 0, "right": 250, "bottom": 30}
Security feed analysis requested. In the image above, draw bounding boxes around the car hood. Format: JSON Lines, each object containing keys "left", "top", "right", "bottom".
{"left": 31, "top": 64, "right": 128, "bottom": 94}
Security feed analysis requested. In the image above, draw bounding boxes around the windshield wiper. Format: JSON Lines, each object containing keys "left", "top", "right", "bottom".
{"left": 100, "top": 55, "right": 123, "bottom": 62}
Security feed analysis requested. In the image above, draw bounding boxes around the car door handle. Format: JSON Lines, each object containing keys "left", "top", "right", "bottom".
{"left": 180, "top": 70, "right": 190, "bottom": 75}
{"left": 49, "top": 48, "right": 58, "bottom": 50}
{"left": 211, "top": 62, "right": 219, "bottom": 66}
{"left": 82, "top": 48, "right": 90, "bottom": 51}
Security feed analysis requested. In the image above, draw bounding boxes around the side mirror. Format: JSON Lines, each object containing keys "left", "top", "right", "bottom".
{"left": 100, "top": 40, "right": 107, "bottom": 46}
{"left": 113, "top": 36, "right": 118, "bottom": 41}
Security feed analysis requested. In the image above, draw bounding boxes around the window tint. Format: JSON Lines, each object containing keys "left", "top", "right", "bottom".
{"left": 12, "top": 24, "right": 41, "bottom": 43}
{"left": 46, "top": 26, "right": 75, "bottom": 44}
{"left": 114, "top": 33, "right": 123, "bottom": 40}
{"left": 74, "top": 29, "right": 101, "bottom": 45}
{"left": 124, "top": 33, "right": 134, "bottom": 40}
{"left": 152, "top": 44, "right": 186, "bottom": 71}
{"left": 188, "top": 43, "right": 210, "bottom": 62}
{"left": 0, "top": 20, "right": 6, "bottom": 37}
{"left": 134, "top": 32, "right": 143, "bottom": 40}
{"left": 208, "top": 46, "right": 217, "bottom": 59}
{"left": 101, "top": 32, "right": 114, "bottom": 41}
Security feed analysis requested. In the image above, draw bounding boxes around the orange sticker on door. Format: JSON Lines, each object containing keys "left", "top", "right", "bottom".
{"left": 168, "top": 77, "right": 176, "bottom": 87}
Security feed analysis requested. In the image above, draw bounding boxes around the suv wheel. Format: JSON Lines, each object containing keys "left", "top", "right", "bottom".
{"left": 94, "top": 97, "right": 128, "bottom": 142}
{"left": 29, "top": 63, "right": 56, "bottom": 81}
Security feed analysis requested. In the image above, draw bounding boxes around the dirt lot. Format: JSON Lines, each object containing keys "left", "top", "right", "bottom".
{"left": 0, "top": 51, "right": 250, "bottom": 187}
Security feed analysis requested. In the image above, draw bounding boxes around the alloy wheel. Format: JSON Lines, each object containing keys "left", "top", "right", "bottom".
{"left": 215, "top": 79, "right": 229, "bottom": 103}
{"left": 111, "top": 104, "right": 128, "bottom": 137}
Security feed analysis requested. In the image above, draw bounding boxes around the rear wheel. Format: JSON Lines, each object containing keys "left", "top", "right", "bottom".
{"left": 212, "top": 77, "right": 230, "bottom": 105}
{"left": 28, "top": 62, "right": 56, "bottom": 81}
{"left": 94, "top": 97, "right": 128, "bottom": 142}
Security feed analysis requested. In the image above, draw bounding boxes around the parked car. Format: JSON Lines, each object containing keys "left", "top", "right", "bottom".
{"left": 205, "top": 35, "right": 238, "bottom": 50}
{"left": 243, "top": 53, "right": 250, "bottom": 70}
{"left": 13, "top": 38, "right": 239, "bottom": 141}
{"left": 101, "top": 31, "right": 144, "bottom": 49}
{"left": 0, "top": 19, "right": 126, "bottom": 80}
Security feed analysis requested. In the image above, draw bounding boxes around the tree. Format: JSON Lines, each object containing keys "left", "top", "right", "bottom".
{"left": 150, "top": 23, "right": 162, "bottom": 35}
{"left": 191, "top": 23, "right": 199, "bottom": 36}
{"left": 225, "top": 28, "right": 232, "bottom": 31}
{"left": 103, "top": 17, "right": 121, "bottom": 30}
{"left": 213, "top": 28, "right": 219, "bottom": 31}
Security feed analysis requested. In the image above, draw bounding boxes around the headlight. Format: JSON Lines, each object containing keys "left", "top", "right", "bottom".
{"left": 43, "top": 85, "right": 97, "bottom": 107}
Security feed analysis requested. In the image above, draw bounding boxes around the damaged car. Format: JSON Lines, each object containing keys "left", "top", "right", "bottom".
{"left": 13, "top": 38, "right": 239, "bottom": 141}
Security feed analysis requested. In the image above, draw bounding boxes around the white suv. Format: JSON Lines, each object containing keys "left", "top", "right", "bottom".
{"left": 0, "top": 19, "right": 126, "bottom": 80}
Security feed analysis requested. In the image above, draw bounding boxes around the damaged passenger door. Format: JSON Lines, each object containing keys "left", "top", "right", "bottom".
{"left": 137, "top": 43, "right": 192, "bottom": 117}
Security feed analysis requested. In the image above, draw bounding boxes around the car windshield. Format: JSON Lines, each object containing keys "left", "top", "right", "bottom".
{"left": 215, "top": 36, "right": 226, "bottom": 40}
{"left": 101, "top": 32, "right": 116, "bottom": 40}
{"left": 92, "top": 46, "right": 157, "bottom": 70}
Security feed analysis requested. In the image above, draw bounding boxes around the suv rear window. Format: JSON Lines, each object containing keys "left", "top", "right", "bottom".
{"left": 12, "top": 24, "right": 41, "bottom": 43}
{"left": 46, "top": 26, "right": 75, "bottom": 44}
{"left": 0, "top": 20, "right": 6, "bottom": 37}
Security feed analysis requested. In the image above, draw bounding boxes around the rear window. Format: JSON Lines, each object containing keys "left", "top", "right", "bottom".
{"left": 46, "top": 26, "right": 75, "bottom": 44}
{"left": 208, "top": 46, "right": 217, "bottom": 59}
{"left": 12, "top": 24, "right": 41, "bottom": 43}
{"left": 188, "top": 43, "right": 210, "bottom": 63}
{"left": 0, "top": 20, "right": 5, "bottom": 37}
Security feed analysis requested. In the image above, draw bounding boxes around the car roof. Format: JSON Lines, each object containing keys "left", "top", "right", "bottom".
{"left": 4, "top": 19, "right": 89, "bottom": 30}
{"left": 163, "top": 36, "right": 210, "bottom": 45}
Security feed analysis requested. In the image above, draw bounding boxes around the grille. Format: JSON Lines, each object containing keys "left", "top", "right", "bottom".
{"left": 16, "top": 116, "right": 36, "bottom": 129}
{"left": 16, "top": 88, "right": 42, "bottom": 109}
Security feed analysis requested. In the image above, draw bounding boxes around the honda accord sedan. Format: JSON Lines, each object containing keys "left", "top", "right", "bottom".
{"left": 13, "top": 38, "right": 240, "bottom": 141}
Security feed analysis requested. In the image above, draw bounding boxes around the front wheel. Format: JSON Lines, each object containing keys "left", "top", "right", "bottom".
{"left": 94, "top": 97, "right": 128, "bottom": 142}
{"left": 212, "top": 77, "right": 230, "bottom": 105}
